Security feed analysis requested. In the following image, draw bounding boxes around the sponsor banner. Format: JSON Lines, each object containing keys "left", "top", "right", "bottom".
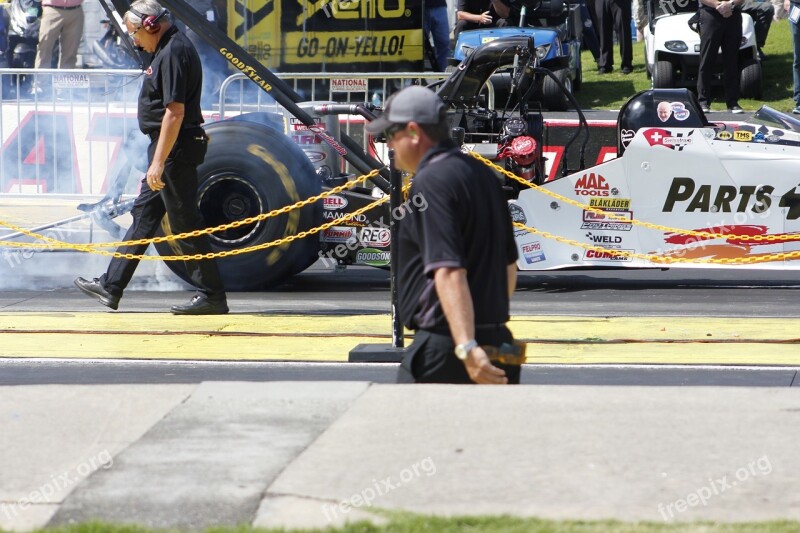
{"left": 331, "top": 78, "right": 368, "bottom": 92}
{"left": 228, "top": 0, "right": 424, "bottom": 71}
{"left": 284, "top": 30, "right": 421, "bottom": 65}
{"left": 53, "top": 73, "right": 90, "bottom": 89}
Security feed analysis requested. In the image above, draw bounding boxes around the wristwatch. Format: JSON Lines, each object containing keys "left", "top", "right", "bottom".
{"left": 454, "top": 339, "right": 479, "bottom": 360}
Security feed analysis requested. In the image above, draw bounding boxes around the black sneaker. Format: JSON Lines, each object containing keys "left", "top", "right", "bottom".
{"left": 74, "top": 277, "right": 120, "bottom": 310}
{"left": 792, "top": 106, "right": 800, "bottom": 115}
{"left": 700, "top": 104, "right": 711, "bottom": 113}
{"left": 728, "top": 105, "right": 744, "bottom": 114}
{"left": 171, "top": 294, "right": 229, "bottom": 315}
{"left": 621, "top": 67, "right": 633, "bottom": 74}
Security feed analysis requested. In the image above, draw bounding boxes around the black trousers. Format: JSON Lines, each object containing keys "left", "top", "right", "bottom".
{"left": 397, "top": 326, "right": 522, "bottom": 384}
{"left": 697, "top": 9, "right": 742, "bottom": 108}
{"left": 100, "top": 130, "right": 225, "bottom": 300}
{"left": 592, "top": 0, "right": 632, "bottom": 70}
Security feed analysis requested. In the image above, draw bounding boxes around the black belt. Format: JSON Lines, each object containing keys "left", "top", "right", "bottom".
{"left": 420, "top": 323, "right": 507, "bottom": 336}
{"left": 46, "top": 5, "right": 82, "bottom": 9}
{"left": 147, "top": 127, "right": 203, "bottom": 142}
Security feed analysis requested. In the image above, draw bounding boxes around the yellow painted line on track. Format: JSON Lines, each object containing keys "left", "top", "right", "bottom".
{"left": 0, "top": 313, "right": 799, "bottom": 364}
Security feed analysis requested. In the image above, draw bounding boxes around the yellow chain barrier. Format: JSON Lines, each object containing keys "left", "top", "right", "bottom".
{"left": 2, "top": 146, "right": 798, "bottom": 266}
{"left": 0, "top": 169, "right": 387, "bottom": 261}
{"left": 468, "top": 151, "right": 800, "bottom": 244}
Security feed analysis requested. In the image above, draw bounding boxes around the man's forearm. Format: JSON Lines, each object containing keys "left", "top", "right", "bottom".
{"left": 152, "top": 104, "right": 184, "bottom": 167}
{"left": 434, "top": 267, "right": 475, "bottom": 346}
{"left": 507, "top": 262, "right": 517, "bottom": 299}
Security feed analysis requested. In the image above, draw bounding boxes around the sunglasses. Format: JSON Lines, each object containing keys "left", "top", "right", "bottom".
{"left": 383, "top": 123, "right": 407, "bottom": 141}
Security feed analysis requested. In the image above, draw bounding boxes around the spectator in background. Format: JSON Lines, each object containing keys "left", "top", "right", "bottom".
{"left": 785, "top": 0, "right": 800, "bottom": 113}
{"left": 773, "top": 0, "right": 786, "bottom": 19}
{"left": 591, "top": 0, "right": 633, "bottom": 73}
{"left": 633, "top": 0, "right": 647, "bottom": 41}
{"left": 577, "top": 0, "right": 601, "bottom": 62}
{"left": 34, "top": 0, "right": 83, "bottom": 70}
{"left": 741, "top": 0, "right": 774, "bottom": 59}
{"left": 455, "top": 0, "right": 511, "bottom": 38}
{"left": 697, "top": 0, "right": 744, "bottom": 113}
{"left": 425, "top": 0, "right": 451, "bottom": 70}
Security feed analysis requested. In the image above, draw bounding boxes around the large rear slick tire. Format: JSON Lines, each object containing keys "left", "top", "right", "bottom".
{"left": 154, "top": 120, "right": 321, "bottom": 291}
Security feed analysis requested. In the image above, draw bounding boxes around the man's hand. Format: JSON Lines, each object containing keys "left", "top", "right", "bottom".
{"left": 717, "top": 0, "right": 734, "bottom": 17}
{"left": 463, "top": 346, "right": 508, "bottom": 384}
{"left": 478, "top": 10, "right": 492, "bottom": 24}
{"left": 146, "top": 162, "right": 165, "bottom": 191}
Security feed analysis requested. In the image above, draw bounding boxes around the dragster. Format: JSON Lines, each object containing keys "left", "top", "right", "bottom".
{"left": 86, "top": 0, "right": 800, "bottom": 291}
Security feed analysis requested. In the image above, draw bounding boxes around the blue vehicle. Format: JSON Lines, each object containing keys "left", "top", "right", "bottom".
{"left": 452, "top": 0, "right": 583, "bottom": 111}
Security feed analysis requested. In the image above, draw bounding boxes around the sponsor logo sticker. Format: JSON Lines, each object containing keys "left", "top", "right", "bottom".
{"left": 321, "top": 226, "right": 356, "bottom": 243}
{"left": 575, "top": 172, "right": 610, "bottom": 196}
{"left": 583, "top": 248, "right": 633, "bottom": 261}
{"left": 716, "top": 131, "right": 733, "bottom": 140}
{"left": 521, "top": 241, "right": 546, "bottom": 264}
{"left": 359, "top": 227, "right": 391, "bottom": 247}
{"left": 621, "top": 129, "right": 635, "bottom": 147}
{"left": 589, "top": 197, "right": 631, "bottom": 209}
{"left": 323, "top": 195, "right": 348, "bottom": 210}
{"left": 356, "top": 247, "right": 391, "bottom": 266}
{"left": 581, "top": 209, "right": 633, "bottom": 231}
{"left": 734, "top": 130, "right": 753, "bottom": 142}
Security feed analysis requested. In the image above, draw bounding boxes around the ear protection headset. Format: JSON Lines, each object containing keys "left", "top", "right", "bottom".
{"left": 129, "top": 7, "right": 168, "bottom": 34}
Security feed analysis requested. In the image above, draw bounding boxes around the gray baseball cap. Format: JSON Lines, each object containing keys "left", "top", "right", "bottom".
{"left": 365, "top": 85, "right": 447, "bottom": 135}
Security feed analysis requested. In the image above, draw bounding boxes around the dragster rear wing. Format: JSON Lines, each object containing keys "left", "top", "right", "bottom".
{"left": 104, "top": 0, "right": 392, "bottom": 193}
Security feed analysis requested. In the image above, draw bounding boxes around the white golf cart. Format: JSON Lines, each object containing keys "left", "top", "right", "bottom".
{"left": 643, "top": 0, "right": 762, "bottom": 98}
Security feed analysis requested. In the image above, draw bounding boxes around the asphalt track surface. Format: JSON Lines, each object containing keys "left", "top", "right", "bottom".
{"left": 1, "top": 264, "right": 799, "bottom": 386}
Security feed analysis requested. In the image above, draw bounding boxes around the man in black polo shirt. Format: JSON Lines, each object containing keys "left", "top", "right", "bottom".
{"left": 366, "top": 86, "right": 521, "bottom": 384}
{"left": 74, "top": 0, "right": 227, "bottom": 314}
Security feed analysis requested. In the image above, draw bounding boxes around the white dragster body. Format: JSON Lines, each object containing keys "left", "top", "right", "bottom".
{"left": 512, "top": 116, "right": 800, "bottom": 271}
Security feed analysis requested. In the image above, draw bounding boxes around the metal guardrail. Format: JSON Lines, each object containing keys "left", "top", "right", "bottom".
{"left": 0, "top": 67, "right": 142, "bottom": 196}
{"left": 0, "top": 68, "right": 492, "bottom": 197}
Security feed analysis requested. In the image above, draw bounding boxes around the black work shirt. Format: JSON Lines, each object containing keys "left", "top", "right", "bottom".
{"left": 138, "top": 26, "right": 203, "bottom": 136}
{"left": 397, "top": 141, "right": 518, "bottom": 331}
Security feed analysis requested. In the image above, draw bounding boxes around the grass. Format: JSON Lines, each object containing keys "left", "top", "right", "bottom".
{"left": 17, "top": 517, "right": 800, "bottom": 533}
{"left": 573, "top": 18, "right": 796, "bottom": 113}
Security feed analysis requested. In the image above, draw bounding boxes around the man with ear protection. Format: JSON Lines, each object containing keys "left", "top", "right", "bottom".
{"left": 75, "top": 0, "right": 228, "bottom": 314}
{"left": 366, "top": 86, "right": 523, "bottom": 384}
